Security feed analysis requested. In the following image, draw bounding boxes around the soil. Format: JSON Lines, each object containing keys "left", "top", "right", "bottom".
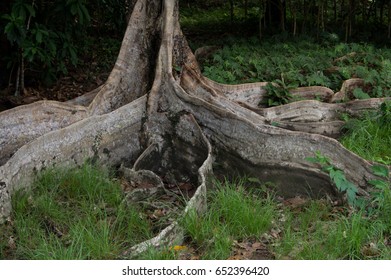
{"left": 121, "top": 176, "right": 197, "bottom": 235}
{"left": 0, "top": 69, "right": 109, "bottom": 112}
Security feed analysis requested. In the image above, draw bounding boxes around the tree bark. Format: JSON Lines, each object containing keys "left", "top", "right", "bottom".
{"left": 0, "top": 0, "right": 389, "bottom": 257}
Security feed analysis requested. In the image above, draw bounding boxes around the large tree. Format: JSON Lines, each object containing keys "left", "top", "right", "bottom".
{"left": 0, "top": 0, "right": 389, "bottom": 256}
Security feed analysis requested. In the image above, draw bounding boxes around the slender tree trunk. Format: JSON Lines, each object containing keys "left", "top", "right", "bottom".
{"left": 268, "top": 0, "right": 272, "bottom": 26}
{"left": 317, "top": 1, "right": 321, "bottom": 39}
{"left": 321, "top": 0, "right": 326, "bottom": 31}
{"left": 229, "top": 0, "right": 234, "bottom": 24}
{"left": 341, "top": 0, "right": 345, "bottom": 22}
{"left": 302, "top": 0, "right": 309, "bottom": 33}
{"left": 291, "top": 0, "right": 297, "bottom": 36}
{"left": 259, "top": 0, "right": 265, "bottom": 39}
{"left": 380, "top": 0, "right": 385, "bottom": 23}
{"left": 14, "top": 0, "right": 35, "bottom": 96}
{"left": 280, "top": 0, "right": 285, "bottom": 32}
{"left": 20, "top": 53, "right": 24, "bottom": 95}
{"left": 345, "top": 0, "right": 355, "bottom": 41}
{"left": 388, "top": 1, "right": 391, "bottom": 38}
{"left": 14, "top": 60, "right": 21, "bottom": 96}
{"left": 265, "top": 0, "right": 286, "bottom": 32}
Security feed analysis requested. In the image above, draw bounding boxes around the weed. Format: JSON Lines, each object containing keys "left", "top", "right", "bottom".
{"left": 306, "top": 151, "right": 359, "bottom": 207}
{"left": 261, "top": 77, "right": 295, "bottom": 107}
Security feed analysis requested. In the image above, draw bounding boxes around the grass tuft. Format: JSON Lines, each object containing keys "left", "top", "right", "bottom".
{"left": 3, "top": 163, "right": 152, "bottom": 260}
{"left": 340, "top": 101, "right": 391, "bottom": 165}
{"left": 181, "top": 179, "right": 277, "bottom": 260}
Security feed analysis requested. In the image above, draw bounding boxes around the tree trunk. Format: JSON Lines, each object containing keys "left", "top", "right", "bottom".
{"left": 0, "top": 0, "right": 389, "bottom": 257}
{"left": 302, "top": 0, "right": 309, "bottom": 33}
{"left": 265, "top": 0, "right": 283, "bottom": 30}
{"left": 259, "top": 0, "right": 266, "bottom": 39}
{"left": 229, "top": 0, "right": 235, "bottom": 24}
{"left": 388, "top": 2, "right": 391, "bottom": 39}
{"left": 244, "top": 0, "right": 248, "bottom": 18}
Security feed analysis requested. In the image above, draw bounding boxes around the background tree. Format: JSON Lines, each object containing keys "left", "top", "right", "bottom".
{"left": 0, "top": 0, "right": 133, "bottom": 95}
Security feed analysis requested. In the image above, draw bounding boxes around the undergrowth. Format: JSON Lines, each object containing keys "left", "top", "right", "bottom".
{"left": 200, "top": 37, "right": 391, "bottom": 105}
{"left": 179, "top": 176, "right": 391, "bottom": 260}
{"left": 273, "top": 200, "right": 391, "bottom": 259}
{"left": 180, "top": 179, "right": 277, "bottom": 260}
{"left": 275, "top": 165, "right": 391, "bottom": 259}
{"left": 340, "top": 100, "right": 391, "bottom": 165}
{"left": 2, "top": 167, "right": 391, "bottom": 260}
{"left": 0, "top": 163, "right": 152, "bottom": 260}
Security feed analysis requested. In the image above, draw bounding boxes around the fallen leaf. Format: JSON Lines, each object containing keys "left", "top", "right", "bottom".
{"left": 171, "top": 245, "right": 187, "bottom": 251}
{"left": 8, "top": 236, "right": 16, "bottom": 250}
{"left": 178, "top": 182, "right": 193, "bottom": 191}
{"left": 361, "top": 243, "right": 380, "bottom": 257}
{"left": 283, "top": 196, "right": 307, "bottom": 209}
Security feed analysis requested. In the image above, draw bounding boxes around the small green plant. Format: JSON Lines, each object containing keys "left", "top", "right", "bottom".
{"left": 368, "top": 165, "right": 390, "bottom": 213}
{"left": 352, "top": 88, "right": 371, "bottom": 100}
{"left": 262, "top": 77, "right": 295, "bottom": 107}
{"left": 378, "top": 100, "right": 391, "bottom": 124}
{"left": 306, "top": 151, "right": 359, "bottom": 207}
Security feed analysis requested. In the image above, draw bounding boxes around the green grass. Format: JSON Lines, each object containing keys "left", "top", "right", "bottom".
{"left": 274, "top": 201, "right": 365, "bottom": 259}
{"left": 274, "top": 197, "right": 391, "bottom": 259}
{"left": 2, "top": 165, "right": 390, "bottom": 260}
{"left": 180, "top": 179, "right": 277, "bottom": 260}
{"left": 1, "top": 163, "right": 152, "bottom": 260}
{"left": 340, "top": 101, "right": 391, "bottom": 165}
{"left": 179, "top": 177, "right": 391, "bottom": 260}
{"left": 275, "top": 162, "right": 391, "bottom": 260}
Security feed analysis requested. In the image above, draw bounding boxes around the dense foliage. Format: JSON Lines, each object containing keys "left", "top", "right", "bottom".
{"left": 0, "top": 0, "right": 132, "bottom": 91}
{"left": 201, "top": 37, "right": 391, "bottom": 95}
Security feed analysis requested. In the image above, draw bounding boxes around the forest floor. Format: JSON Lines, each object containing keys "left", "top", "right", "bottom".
{"left": 3, "top": 164, "right": 390, "bottom": 260}
{"left": 0, "top": 36, "right": 121, "bottom": 112}
{"left": 0, "top": 69, "right": 164, "bottom": 114}
{"left": 0, "top": 69, "right": 108, "bottom": 112}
